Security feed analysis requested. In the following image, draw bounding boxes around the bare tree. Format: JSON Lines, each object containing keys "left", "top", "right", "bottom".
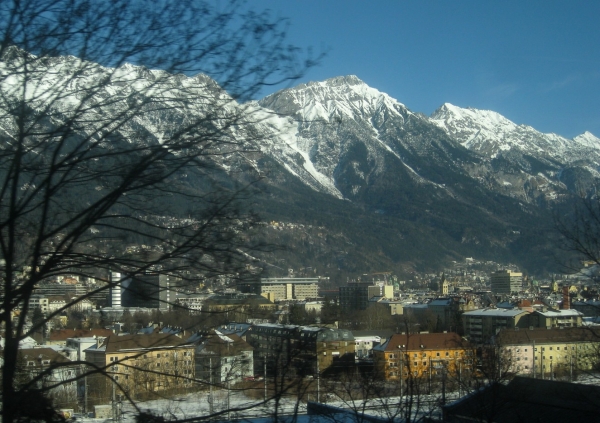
{"left": 555, "top": 192, "right": 600, "bottom": 270}
{"left": 0, "top": 0, "right": 316, "bottom": 421}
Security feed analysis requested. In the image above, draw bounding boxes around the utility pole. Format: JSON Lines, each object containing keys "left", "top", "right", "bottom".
{"left": 84, "top": 374, "right": 88, "bottom": 416}
{"left": 400, "top": 357, "right": 403, "bottom": 399}
{"left": 428, "top": 357, "right": 432, "bottom": 394}
{"left": 227, "top": 379, "right": 230, "bottom": 421}
{"left": 570, "top": 354, "right": 573, "bottom": 382}
{"left": 112, "top": 380, "right": 117, "bottom": 421}
{"left": 540, "top": 348, "right": 543, "bottom": 380}
{"left": 263, "top": 359, "right": 267, "bottom": 401}
{"left": 458, "top": 360, "right": 462, "bottom": 397}
{"left": 533, "top": 340, "right": 536, "bottom": 378}
{"left": 209, "top": 357, "right": 213, "bottom": 415}
{"left": 316, "top": 359, "right": 320, "bottom": 403}
{"left": 441, "top": 364, "right": 446, "bottom": 406}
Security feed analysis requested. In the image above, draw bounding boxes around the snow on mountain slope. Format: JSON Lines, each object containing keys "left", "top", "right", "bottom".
{"left": 249, "top": 103, "right": 344, "bottom": 198}
{"left": 259, "top": 75, "right": 410, "bottom": 124}
{"left": 430, "top": 103, "right": 600, "bottom": 164}
{"left": 573, "top": 131, "right": 600, "bottom": 149}
{"left": 257, "top": 75, "right": 463, "bottom": 202}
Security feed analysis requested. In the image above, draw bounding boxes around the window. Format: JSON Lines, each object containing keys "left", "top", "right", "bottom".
{"left": 157, "top": 354, "right": 161, "bottom": 358}
{"left": 436, "top": 352, "right": 440, "bottom": 357}
{"left": 525, "top": 349, "right": 528, "bottom": 352}
{"left": 445, "top": 352, "right": 449, "bottom": 357}
{"left": 156, "top": 363, "right": 161, "bottom": 367}
{"left": 414, "top": 362, "right": 417, "bottom": 367}
{"left": 549, "top": 347, "right": 553, "bottom": 350}
{"left": 414, "top": 354, "right": 418, "bottom": 358}
{"left": 115, "top": 376, "right": 119, "bottom": 381}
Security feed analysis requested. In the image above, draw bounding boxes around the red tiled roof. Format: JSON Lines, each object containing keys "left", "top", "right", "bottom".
{"left": 383, "top": 332, "right": 469, "bottom": 351}
{"left": 101, "top": 333, "right": 189, "bottom": 353}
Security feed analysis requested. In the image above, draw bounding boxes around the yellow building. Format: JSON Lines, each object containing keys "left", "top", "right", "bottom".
{"left": 84, "top": 333, "right": 195, "bottom": 399}
{"left": 373, "top": 332, "right": 474, "bottom": 380}
{"left": 495, "top": 327, "right": 600, "bottom": 378}
{"left": 373, "top": 332, "right": 475, "bottom": 380}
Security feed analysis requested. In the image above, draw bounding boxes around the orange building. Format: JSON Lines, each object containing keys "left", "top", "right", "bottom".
{"left": 373, "top": 332, "right": 474, "bottom": 380}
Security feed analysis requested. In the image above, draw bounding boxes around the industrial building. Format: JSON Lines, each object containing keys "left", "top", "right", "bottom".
{"left": 490, "top": 270, "right": 523, "bottom": 294}
{"left": 239, "top": 277, "right": 319, "bottom": 301}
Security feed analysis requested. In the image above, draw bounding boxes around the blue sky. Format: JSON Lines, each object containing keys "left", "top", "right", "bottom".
{"left": 249, "top": 1, "right": 600, "bottom": 139}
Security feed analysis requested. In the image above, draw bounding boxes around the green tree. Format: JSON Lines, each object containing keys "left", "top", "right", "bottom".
{"left": 321, "top": 298, "right": 340, "bottom": 324}
{"left": 288, "top": 304, "right": 309, "bottom": 325}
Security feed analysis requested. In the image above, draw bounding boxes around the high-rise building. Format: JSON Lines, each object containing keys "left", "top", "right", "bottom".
{"left": 490, "top": 270, "right": 522, "bottom": 294}
{"left": 110, "top": 272, "right": 171, "bottom": 310}
{"left": 339, "top": 282, "right": 372, "bottom": 311}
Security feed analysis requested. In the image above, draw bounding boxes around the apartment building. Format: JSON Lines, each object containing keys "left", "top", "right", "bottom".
{"left": 462, "top": 308, "right": 530, "bottom": 344}
{"left": 188, "top": 329, "right": 254, "bottom": 385}
{"left": 246, "top": 323, "right": 354, "bottom": 377}
{"left": 18, "top": 348, "right": 79, "bottom": 404}
{"left": 373, "top": 332, "right": 474, "bottom": 381}
{"left": 531, "top": 308, "right": 583, "bottom": 328}
{"left": 84, "top": 333, "right": 195, "bottom": 399}
{"left": 494, "top": 327, "right": 600, "bottom": 378}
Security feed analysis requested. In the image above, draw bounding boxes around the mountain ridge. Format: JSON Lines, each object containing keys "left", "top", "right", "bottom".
{"left": 0, "top": 51, "right": 591, "bottom": 274}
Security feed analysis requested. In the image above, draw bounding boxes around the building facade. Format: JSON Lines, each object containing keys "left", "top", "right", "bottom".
{"left": 84, "top": 333, "right": 195, "bottom": 399}
{"left": 490, "top": 270, "right": 522, "bottom": 294}
{"left": 462, "top": 308, "right": 530, "bottom": 344}
{"left": 339, "top": 282, "right": 373, "bottom": 311}
{"left": 189, "top": 330, "right": 254, "bottom": 385}
{"left": 17, "top": 348, "right": 79, "bottom": 406}
{"left": 494, "top": 327, "right": 600, "bottom": 378}
{"left": 246, "top": 323, "right": 354, "bottom": 377}
{"left": 373, "top": 332, "right": 474, "bottom": 381}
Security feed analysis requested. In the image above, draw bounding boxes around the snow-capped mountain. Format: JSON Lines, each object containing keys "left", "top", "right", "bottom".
{"left": 430, "top": 103, "right": 600, "bottom": 163}
{"left": 430, "top": 103, "right": 600, "bottom": 200}
{"left": 258, "top": 75, "right": 480, "bottom": 204}
{"left": 2, "top": 47, "right": 594, "bottom": 272}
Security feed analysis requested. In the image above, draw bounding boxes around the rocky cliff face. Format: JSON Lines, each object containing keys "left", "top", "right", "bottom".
{"left": 2, "top": 49, "right": 593, "bottom": 272}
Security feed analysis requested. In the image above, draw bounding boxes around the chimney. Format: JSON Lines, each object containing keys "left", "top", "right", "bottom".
{"left": 562, "top": 286, "right": 570, "bottom": 310}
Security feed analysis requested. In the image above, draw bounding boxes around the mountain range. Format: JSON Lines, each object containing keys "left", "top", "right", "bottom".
{"left": 3, "top": 50, "right": 598, "bottom": 277}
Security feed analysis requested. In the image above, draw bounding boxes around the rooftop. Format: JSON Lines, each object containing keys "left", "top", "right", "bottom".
{"left": 375, "top": 332, "right": 469, "bottom": 352}
{"left": 463, "top": 308, "right": 530, "bottom": 317}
